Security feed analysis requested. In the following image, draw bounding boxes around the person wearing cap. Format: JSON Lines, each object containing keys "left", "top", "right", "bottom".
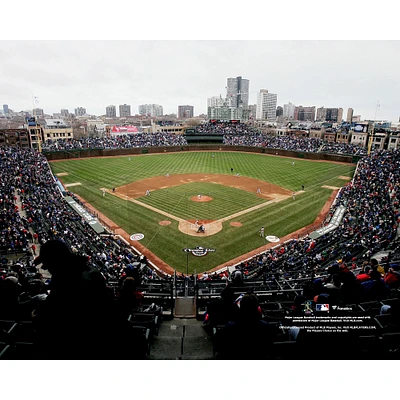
{"left": 33, "top": 239, "right": 111, "bottom": 359}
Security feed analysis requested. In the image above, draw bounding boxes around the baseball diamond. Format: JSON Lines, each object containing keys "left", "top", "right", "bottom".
{"left": 51, "top": 151, "right": 355, "bottom": 274}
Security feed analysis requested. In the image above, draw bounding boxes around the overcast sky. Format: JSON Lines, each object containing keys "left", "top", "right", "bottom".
{"left": 1, "top": 40, "right": 399, "bottom": 122}
{"left": 1, "top": 1, "right": 400, "bottom": 123}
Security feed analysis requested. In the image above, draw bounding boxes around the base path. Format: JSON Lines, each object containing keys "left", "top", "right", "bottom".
{"left": 105, "top": 187, "right": 290, "bottom": 237}
{"left": 77, "top": 188, "right": 339, "bottom": 276}
{"left": 208, "top": 188, "right": 339, "bottom": 274}
{"left": 115, "top": 173, "right": 290, "bottom": 200}
{"left": 106, "top": 173, "right": 292, "bottom": 237}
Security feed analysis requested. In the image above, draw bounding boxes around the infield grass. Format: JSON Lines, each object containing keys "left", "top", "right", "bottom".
{"left": 139, "top": 182, "right": 266, "bottom": 220}
{"left": 50, "top": 151, "right": 356, "bottom": 273}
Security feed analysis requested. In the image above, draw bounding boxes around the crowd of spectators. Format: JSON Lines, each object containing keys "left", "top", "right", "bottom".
{"left": 0, "top": 147, "right": 36, "bottom": 254}
{"left": 40, "top": 122, "right": 368, "bottom": 156}
{"left": 224, "top": 133, "right": 323, "bottom": 152}
{"left": 41, "top": 133, "right": 187, "bottom": 152}
{"left": 223, "top": 133, "right": 367, "bottom": 155}
{"left": 0, "top": 147, "right": 162, "bottom": 321}
{"left": 2, "top": 142, "right": 400, "bottom": 359}
{"left": 217, "top": 149, "right": 400, "bottom": 306}
{"left": 321, "top": 141, "right": 368, "bottom": 155}
{"left": 194, "top": 121, "right": 260, "bottom": 136}
{"left": 202, "top": 148, "right": 400, "bottom": 358}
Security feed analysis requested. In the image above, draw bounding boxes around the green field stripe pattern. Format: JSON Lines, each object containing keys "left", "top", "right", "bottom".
{"left": 138, "top": 182, "right": 265, "bottom": 220}
{"left": 50, "top": 152, "right": 355, "bottom": 273}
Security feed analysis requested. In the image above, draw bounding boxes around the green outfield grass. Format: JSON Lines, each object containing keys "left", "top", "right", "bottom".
{"left": 50, "top": 151, "right": 356, "bottom": 274}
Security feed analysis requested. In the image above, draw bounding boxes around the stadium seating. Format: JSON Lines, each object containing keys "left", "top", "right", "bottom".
{"left": 1, "top": 137, "right": 400, "bottom": 359}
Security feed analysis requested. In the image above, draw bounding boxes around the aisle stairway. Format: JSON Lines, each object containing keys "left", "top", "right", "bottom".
{"left": 149, "top": 317, "right": 214, "bottom": 360}
{"left": 14, "top": 190, "right": 50, "bottom": 279}
{"left": 150, "top": 297, "right": 214, "bottom": 360}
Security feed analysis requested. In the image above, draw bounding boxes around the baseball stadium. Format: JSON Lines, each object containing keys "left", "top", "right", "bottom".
{"left": 1, "top": 123, "right": 400, "bottom": 360}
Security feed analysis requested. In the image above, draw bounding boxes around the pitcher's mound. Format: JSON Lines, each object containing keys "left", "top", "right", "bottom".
{"left": 159, "top": 221, "right": 171, "bottom": 226}
{"left": 191, "top": 195, "right": 213, "bottom": 202}
{"left": 230, "top": 222, "right": 242, "bottom": 227}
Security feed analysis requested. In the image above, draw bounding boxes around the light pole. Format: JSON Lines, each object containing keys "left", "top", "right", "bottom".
{"left": 368, "top": 100, "right": 380, "bottom": 155}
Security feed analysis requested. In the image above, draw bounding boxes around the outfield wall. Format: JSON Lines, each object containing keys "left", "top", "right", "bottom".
{"left": 43, "top": 145, "right": 355, "bottom": 164}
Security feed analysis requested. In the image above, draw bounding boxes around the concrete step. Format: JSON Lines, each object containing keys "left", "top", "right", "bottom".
{"left": 149, "top": 318, "right": 214, "bottom": 360}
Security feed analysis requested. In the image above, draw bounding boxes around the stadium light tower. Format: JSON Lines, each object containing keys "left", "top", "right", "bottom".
{"left": 368, "top": 100, "right": 380, "bottom": 155}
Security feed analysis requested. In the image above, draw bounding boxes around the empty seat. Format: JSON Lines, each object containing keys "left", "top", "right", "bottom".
{"left": 128, "top": 313, "right": 159, "bottom": 336}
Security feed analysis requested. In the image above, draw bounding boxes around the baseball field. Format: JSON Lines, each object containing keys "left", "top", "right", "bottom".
{"left": 49, "top": 151, "right": 356, "bottom": 274}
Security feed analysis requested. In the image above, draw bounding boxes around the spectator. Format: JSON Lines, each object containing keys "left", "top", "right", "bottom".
{"left": 356, "top": 265, "right": 372, "bottom": 282}
{"left": 361, "top": 270, "right": 390, "bottom": 301}
{"left": 384, "top": 268, "right": 400, "bottom": 288}
{"left": 218, "top": 293, "right": 276, "bottom": 359}
{"left": 33, "top": 239, "right": 112, "bottom": 359}
{"left": 204, "top": 284, "right": 239, "bottom": 332}
{"left": 116, "top": 276, "right": 144, "bottom": 319}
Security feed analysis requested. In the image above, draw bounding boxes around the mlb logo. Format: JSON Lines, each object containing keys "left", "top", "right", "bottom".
{"left": 316, "top": 304, "right": 329, "bottom": 312}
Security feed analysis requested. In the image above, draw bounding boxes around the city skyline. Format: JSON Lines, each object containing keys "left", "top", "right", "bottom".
{"left": 1, "top": 41, "right": 399, "bottom": 122}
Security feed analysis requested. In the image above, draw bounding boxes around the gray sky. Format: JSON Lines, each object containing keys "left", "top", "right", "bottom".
{"left": 1, "top": 0, "right": 400, "bottom": 123}
{"left": 1, "top": 40, "right": 399, "bottom": 122}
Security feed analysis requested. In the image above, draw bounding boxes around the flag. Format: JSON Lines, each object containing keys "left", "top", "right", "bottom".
{"left": 33, "top": 96, "right": 39, "bottom": 104}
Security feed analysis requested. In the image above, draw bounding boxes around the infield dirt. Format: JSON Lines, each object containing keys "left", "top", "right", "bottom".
{"left": 76, "top": 173, "right": 338, "bottom": 275}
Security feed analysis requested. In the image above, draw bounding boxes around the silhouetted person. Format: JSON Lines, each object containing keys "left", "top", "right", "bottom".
{"left": 217, "top": 293, "right": 276, "bottom": 359}
{"left": 361, "top": 270, "right": 390, "bottom": 301}
{"left": 231, "top": 267, "right": 245, "bottom": 287}
{"left": 33, "top": 239, "right": 111, "bottom": 359}
{"left": 116, "top": 276, "right": 143, "bottom": 319}
{"left": 205, "top": 285, "right": 239, "bottom": 332}
{"left": 0, "top": 275, "right": 22, "bottom": 320}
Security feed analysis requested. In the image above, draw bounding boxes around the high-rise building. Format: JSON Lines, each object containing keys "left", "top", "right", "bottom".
{"left": 338, "top": 108, "right": 343, "bottom": 123}
{"left": 61, "top": 109, "right": 69, "bottom": 118}
{"left": 106, "top": 105, "right": 116, "bottom": 118}
{"left": 138, "top": 104, "right": 163, "bottom": 117}
{"left": 316, "top": 107, "right": 327, "bottom": 121}
{"left": 178, "top": 105, "right": 194, "bottom": 119}
{"left": 256, "top": 89, "right": 277, "bottom": 121}
{"left": 346, "top": 108, "right": 354, "bottom": 123}
{"left": 248, "top": 104, "right": 257, "bottom": 119}
{"left": 316, "top": 107, "right": 341, "bottom": 122}
{"left": 207, "top": 96, "right": 225, "bottom": 108}
{"left": 276, "top": 106, "right": 283, "bottom": 117}
{"left": 208, "top": 105, "right": 245, "bottom": 120}
{"left": 283, "top": 102, "right": 296, "bottom": 119}
{"left": 226, "top": 76, "right": 249, "bottom": 108}
{"left": 3, "top": 104, "right": 9, "bottom": 116}
{"left": 33, "top": 108, "right": 44, "bottom": 116}
{"left": 119, "top": 104, "right": 131, "bottom": 118}
{"left": 75, "top": 107, "right": 86, "bottom": 117}
{"left": 294, "top": 106, "right": 316, "bottom": 121}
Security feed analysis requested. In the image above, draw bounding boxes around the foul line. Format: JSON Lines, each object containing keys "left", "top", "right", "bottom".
{"left": 103, "top": 188, "right": 290, "bottom": 226}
